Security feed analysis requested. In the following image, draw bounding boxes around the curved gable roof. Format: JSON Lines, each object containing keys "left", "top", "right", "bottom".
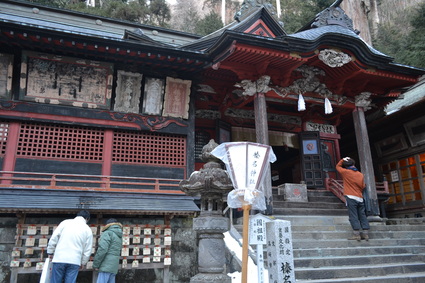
{"left": 194, "top": 1, "right": 424, "bottom": 77}
{"left": 181, "top": 5, "right": 285, "bottom": 51}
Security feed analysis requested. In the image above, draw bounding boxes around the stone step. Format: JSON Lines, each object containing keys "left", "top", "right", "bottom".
{"left": 272, "top": 189, "right": 334, "bottom": 196}
{"left": 294, "top": 253, "right": 425, "bottom": 268}
{"left": 273, "top": 215, "right": 425, "bottom": 228}
{"left": 305, "top": 190, "right": 336, "bottom": 196}
{"left": 291, "top": 230, "right": 425, "bottom": 240}
{"left": 272, "top": 190, "right": 334, "bottom": 196}
{"left": 308, "top": 196, "right": 344, "bottom": 203}
{"left": 274, "top": 215, "right": 350, "bottom": 225}
{"left": 295, "top": 262, "right": 425, "bottom": 280}
{"left": 294, "top": 272, "right": 425, "bottom": 283}
{"left": 292, "top": 238, "right": 425, "bottom": 249}
{"left": 272, "top": 207, "right": 348, "bottom": 216}
{"left": 294, "top": 245, "right": 425, "bottom": 258}
{"left": 235, "top": 215, "right": 424, "bottom": 227}
{"left": 290, "top": 223, "right": 425, "bottom": 232}
{"left": 386, "top": 218, "right": 425, "bottom": 225}
{"left": 272, "top": 194, "right": 343, "bottom": 204}
{"left": 272, "top": 201, "right": 346, "bottom": 209}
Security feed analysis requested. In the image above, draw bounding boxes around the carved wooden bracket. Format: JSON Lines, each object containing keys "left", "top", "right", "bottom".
{"left": 234, "top": 75, "right": 271, "bottom": 96}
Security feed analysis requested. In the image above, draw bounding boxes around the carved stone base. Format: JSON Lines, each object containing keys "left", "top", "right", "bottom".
{"left": 190, "top": 273, "right": 232, "bottom": 283}
{"left": 193, "top": 215, "right": 229, "bottom": 232}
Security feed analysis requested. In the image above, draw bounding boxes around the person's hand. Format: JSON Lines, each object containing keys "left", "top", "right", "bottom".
{"left": 48, "top": 254, "right": 53, "bottom": 259}
{"left": 94, "top": 268, "right": 99, "bottom": 271}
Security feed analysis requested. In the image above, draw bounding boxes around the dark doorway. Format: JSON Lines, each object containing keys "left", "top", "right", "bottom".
{"left": 271, "top": 146, "right": 300, "bottom": 187}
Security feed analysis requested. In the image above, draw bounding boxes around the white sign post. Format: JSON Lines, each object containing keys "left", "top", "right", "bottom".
{"left": 266, "top": 220, "right": 295, "bottom": 283}
{"left": 249, "top": 213, "right": 272, "bottom": 283}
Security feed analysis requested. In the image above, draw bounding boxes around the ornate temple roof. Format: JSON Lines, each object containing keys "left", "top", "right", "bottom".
{"left": 1, "top": 0, "right": 424, "bottom": 125}
{"left": 176, "top": 0, "right": 423, "bottom": 79}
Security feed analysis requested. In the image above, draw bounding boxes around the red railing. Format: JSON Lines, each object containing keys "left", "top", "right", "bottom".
{"left": 326, "top": 178, "right": 345, "bottom": 202}
{"left": 0, "top": 171, "right": 184, "bottom": 194}
{"left": 325, "top": 177, "right": 389, "bottom": 202}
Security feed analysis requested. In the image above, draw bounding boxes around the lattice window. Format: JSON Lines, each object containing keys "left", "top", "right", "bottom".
{"left": 17, "top": 123, "right": 104, "bottom": 161}
{"left": 195, "top": 130, "right": 210, "bottom": 162}
{"left": 0, "top": 122, "right": 8, "bottom": 156}
{"left": 112, "top": 131, "right": 186, "bottom": 166}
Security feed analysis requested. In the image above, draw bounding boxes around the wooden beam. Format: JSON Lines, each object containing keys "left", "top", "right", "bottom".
{"left": 254, "top": 93, "right": 273, "bottom": 213}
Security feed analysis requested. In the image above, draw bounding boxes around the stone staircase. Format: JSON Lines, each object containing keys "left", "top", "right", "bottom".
{"left": 272, "top": 189, "right": 347, "bottom": 216}
{"left": 281, "top": 215, "right": 425, "bottom": 282}
{"left": 231, "top": 189, "right": 425, "bottom": 282}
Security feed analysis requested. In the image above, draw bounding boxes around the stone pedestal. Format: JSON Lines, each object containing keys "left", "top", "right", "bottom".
{"left": 190, "top": 215, "right": 231, "bottom": 282}
{"left": 193, "top": 216, "right": 229, "bottom": 274}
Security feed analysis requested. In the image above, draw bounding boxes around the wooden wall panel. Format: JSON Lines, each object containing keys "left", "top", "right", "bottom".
{"left": 19, "top": 51, "right": 113, "bottom": 109}
{"left": 14, "top": 159, "right": 102, "bottom": 176}
{"left": 112, "top": 164, "right": 185, "bottom": 180}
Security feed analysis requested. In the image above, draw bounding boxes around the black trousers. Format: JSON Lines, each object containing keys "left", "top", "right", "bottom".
{"left": 345, "top": 196, "right": 370, "bottom": 230}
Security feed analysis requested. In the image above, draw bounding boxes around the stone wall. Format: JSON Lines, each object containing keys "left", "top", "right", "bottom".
{"left": 0, "top": 215, "right": 17, "bottom": 283}
{"left": 0, "top": 213, "right": 197, "bottom": 283}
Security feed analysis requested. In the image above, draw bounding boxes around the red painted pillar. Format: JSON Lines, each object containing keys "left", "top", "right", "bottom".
{"left": 2, "top": 121, "right": 20, "bottom": 184}
{"left": 101, "top": 129, "right": 113, "bottom": 188}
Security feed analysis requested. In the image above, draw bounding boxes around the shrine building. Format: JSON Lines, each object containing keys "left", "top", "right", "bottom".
{"left": 0, "top": 0, "right": 424, "bottom": 281}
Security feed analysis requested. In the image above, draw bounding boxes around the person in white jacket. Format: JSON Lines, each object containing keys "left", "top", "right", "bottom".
{"left": 47, "top": 210, "right": 93, "bottom": 283}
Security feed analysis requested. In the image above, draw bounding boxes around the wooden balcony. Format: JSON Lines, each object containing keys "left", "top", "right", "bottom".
{"left": 0, "top": 171, "right": 184, "bottom": 194}
{"left": 0, "top": 171, "right": 201, "bottom": 216}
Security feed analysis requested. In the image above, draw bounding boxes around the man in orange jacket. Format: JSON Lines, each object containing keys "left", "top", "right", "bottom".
{"left": 336, "top": 157, "right": 370, "bottom": 241}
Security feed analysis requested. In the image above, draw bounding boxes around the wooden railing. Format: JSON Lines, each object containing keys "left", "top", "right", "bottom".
{"left": 325, "top": 178, "right": 345, "bottom": 202}
{"left": 376, "top": 181, "right": 390, "bottom": 195}
{"left": 325, "top": 177, "right": 389, "bottom": 203}
{"left": 0, "top": 171, "right": 184, "bottom": 194}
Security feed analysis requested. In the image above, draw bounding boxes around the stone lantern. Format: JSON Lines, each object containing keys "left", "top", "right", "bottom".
{"left": 180, "top": 139, "right": 233, "bottom": 283}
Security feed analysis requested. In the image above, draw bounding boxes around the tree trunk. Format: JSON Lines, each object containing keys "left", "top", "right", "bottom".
{"left": 340, "top": 0, "right": 373, "bottom": 45}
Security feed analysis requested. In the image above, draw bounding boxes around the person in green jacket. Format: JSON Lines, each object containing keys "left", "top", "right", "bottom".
{"left": 93, "top": 218, "right": 123, "bottom": 283}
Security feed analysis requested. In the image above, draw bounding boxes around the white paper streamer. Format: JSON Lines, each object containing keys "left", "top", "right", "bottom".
{"left": 298, "top": 94, "right": 306, "bottom": 111}
{"left": 324, "top": 97, "right": 333, "bottom": 114}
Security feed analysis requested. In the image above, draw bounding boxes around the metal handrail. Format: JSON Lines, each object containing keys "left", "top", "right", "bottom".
{"left": 0, "top": 171, "right": 184, "bottom": 194}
